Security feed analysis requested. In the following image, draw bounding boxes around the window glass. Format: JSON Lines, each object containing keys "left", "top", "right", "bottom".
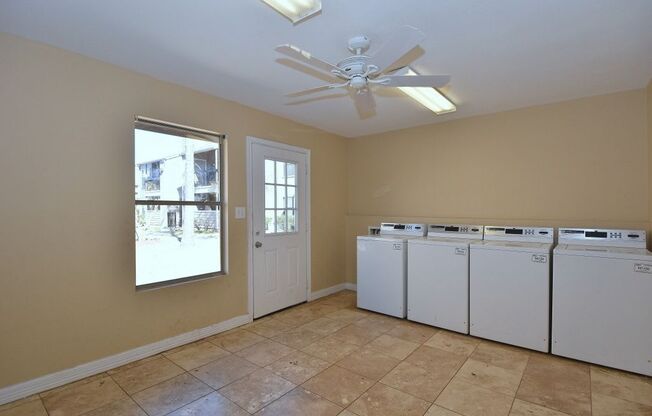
{"left": 134, "top": 122, "right": 224, "bottom": 288}
{"left": 265, "top": 159, "right": 275, "bottom": 183}
{"left": 264, "top": 158, "right": 298, "bottom": 234}
{"left": 276, "top": 185, "right": 286, "bottom": 209}
{"left": 265, "top": 209, "right": 276, "bottom": 234}
{"left": 265, "top": 185, "right": 275, "bottom": 209}
{"left": 275, "top": 160, "right": 286, "bottom": 184}
{"left": 287, "top": 209, "right": 296, "bottom": 232}
{"left": 287, "top": 163, "right": 296, "bottom": 185}
{"left": 286, "top": 186, "right": 296, "bottom": 209}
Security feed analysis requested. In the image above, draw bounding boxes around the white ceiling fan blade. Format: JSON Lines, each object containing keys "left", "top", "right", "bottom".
{"left": 275, "top": 44, "right": 340, "bottom": 75}
{"left": 379, "top": 75, "right": 450, "bottom": 88}
{"left": 285, "top": 83, "right": 347, "bottom": 97}
{"left": 371, "top": 26, "right": 426, "bottom": 74}
{"left": 352, "top": 89, "right": 376, "bottom": 119}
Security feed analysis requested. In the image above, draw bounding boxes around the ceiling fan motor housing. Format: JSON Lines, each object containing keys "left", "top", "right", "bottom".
{"left": 349, "top": 76, "right": 367, "bottom": 89}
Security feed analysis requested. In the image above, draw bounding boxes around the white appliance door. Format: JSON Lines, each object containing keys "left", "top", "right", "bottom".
{"left": 552, "top": 254, "right": 652, "bottom": 376}
{"left": 470, "top": 248, "right": 550, "bottom": 352}
{"left": 251, "top": 141, "right": 308, "bottom": 318}
{"left": 357, "top": 238, "right": 406, "bottom": 318}
{"left": 408, "top": 242, "right": 469, "bottom": 333}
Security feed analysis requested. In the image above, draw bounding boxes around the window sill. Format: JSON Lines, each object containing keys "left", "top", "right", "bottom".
{"left": 136, "top": 271, "right": 227, "bottom": 292}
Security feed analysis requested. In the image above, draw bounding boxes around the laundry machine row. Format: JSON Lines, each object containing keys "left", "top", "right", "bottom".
{"left": 356, "top": 223, "right": 652, "bottom": 375}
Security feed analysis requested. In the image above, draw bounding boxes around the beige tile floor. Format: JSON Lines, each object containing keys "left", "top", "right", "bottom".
{"left": 2, "top": 290, "right": 652, "bottom": 416}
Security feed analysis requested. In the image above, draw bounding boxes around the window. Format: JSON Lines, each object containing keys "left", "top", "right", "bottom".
{"left": 264, "top": 159, "right": 297, "bottom": 234}
{"left": 134, "top": 117, "right": 225, "bottom": 289}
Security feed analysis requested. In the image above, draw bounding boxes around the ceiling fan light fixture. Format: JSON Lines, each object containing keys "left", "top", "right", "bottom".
{"left": 261, "top": 0, "right": 321, "bottom": 24}
{"left": 398, "top": 68, "right": 456, "bottom": 115}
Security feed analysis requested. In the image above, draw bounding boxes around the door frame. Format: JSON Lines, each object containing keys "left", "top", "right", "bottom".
{"left": 246, "top": 136, "right": 311, "bottom": 319}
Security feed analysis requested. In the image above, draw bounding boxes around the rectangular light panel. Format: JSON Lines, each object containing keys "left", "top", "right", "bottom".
{"left": 399, "top": 68, "right": 456, "bottom": 115}
{"left": 261, "top": 0, "right": 322, "bottom": 23}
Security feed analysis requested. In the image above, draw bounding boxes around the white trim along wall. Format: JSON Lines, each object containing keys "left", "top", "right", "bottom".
{"left": 0, "top": 314, "right": 251, "bottom": 406}
{"left": 0, "top": 282, "right": 355, "bottom": 405}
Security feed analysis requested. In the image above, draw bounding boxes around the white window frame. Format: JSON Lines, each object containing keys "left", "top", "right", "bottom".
{"left": 134, "top": 116, "right": 226, "bottom": 290}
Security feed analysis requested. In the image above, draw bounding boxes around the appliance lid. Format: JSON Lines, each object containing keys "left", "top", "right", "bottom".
{"left": 410, "top": 236, "right": 477, "bottom": 247}
{"left": 483, "top": 225, "right": 553, "bottom": 243}
{"left": 554, "top": 243, "right": 652, "bottom": 260}
{"left": 557, "top": 228, "right": 646, "bottom": 249}
{"left": 471, "top": 240, "right": 553, "bottom": 253}
{"left": 357, "top": 234, "right": 411, "bottom": 242}
{"left": 427, "top": 224, "right": 484, "bottom": 240}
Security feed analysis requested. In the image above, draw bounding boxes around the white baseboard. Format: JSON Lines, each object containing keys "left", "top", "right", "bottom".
{"left": 309, "top": 282, "right": 357, "bottom": 301}
{"left": 0, "top": 314, "right": 251, "bottom": 406}
{"left": 309, "top": 283, "right": 347, "bottom": 301}
{"left": 344, "top": 283, "right": 357, "bottom": 291}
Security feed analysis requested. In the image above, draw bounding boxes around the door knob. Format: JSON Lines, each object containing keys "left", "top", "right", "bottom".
{"left": 255, "top": 241, "right": 263, "bottom": 248}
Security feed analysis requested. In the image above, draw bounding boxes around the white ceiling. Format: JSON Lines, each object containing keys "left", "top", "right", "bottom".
{"left": 2, "top": 0, "right": 652, "bottom": 137}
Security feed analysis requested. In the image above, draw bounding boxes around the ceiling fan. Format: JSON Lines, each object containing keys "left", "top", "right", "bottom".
{"left": 275, "top": 26, "right": 451, "bottom": 117}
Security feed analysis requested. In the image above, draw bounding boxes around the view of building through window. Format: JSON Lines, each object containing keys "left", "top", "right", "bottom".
{"left": 265, "top": 159, "right": 298, "bottom": 234}
{"left": 134, "top": 123, "right": 223, "bottom": 287}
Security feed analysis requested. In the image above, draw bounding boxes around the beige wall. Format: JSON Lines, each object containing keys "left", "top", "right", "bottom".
{"left": 346, "top": 89, "right": 649, "bottom": 282}
{"left": 2, "top": 30, "right": 651, "bottom": 390}
{"left": 0, "top": 33, "right": 347, "bottom": 388}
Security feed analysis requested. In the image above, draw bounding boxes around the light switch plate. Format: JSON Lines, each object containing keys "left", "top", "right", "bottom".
{"left": 235, "top": 207, "right": 246, "bottom": 219}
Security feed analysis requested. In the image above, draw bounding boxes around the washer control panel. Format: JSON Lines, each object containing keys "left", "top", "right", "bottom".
{"left": 558, "top": 228, "right": 646, "bottom": 248}
{"left": 484, "top": 226, "right": 554, "bottom": 243}
{"left": 428, "top": 224, "right": 484, "bottom": 240}
{"left": 379, "top": 223, "right": 427, "bottom": 237}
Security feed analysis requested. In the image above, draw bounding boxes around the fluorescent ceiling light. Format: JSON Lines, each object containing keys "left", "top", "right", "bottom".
{"left": 261, "top": 0, "right": 322, "bottom": 23}
{"left": 398, "top": 68, "right": 456, "bottom": 115}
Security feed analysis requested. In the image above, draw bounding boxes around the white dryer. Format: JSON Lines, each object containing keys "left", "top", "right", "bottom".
{"left": 357, "top": 223, "right": 426, "bottom": 318}
{"left": 408, "top": 224, "right": 484, "bottom": 334}
{"left": 470, "top": 226, "right": 554, "bottom": 352}
{"left": 552, "top": 228, "right": 652, "bottom": 376}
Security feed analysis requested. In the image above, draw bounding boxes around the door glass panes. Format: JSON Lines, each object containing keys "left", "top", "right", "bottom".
{"left": 275, "top": 160, "right": 286, "bottom": 184}
{"left": 287, "top": 163, "right": 296, "bottom": 185}
{"left": 286, "top": 186, "right": 296, "bottom": 209}
{"left": 265, "top": 159, "right": 275, "bottom": 183}
{"left": 264, "top": 158, "right": 298, "bottom": 234}
{"left": 287, "top": 209, "right": 296, "bottom": 232}
{"left": 276, "top": 210, "right": 287, "bottom": 233}
{"left": 276, "top": 185, "right": 286, "bottom": 210}
{"left": 265, "top": 209, "right": 275, "bottom": 234}
{"left": 265, "top": 185, "right": 275, "bottom": 209}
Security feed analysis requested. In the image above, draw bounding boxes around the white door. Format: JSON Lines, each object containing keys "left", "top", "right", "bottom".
{"left": 249, "top": 138, "right": 309, "bottom": 318}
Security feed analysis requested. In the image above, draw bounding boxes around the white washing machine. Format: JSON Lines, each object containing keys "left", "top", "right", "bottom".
{"left": 408, "top": 224, "right": 484, "bottom": 334}
{"left": 357, "top": 223, "right": 426, "bottom": 318}
{"left": 470, "top": 226, "right": 554, "bottom": 352}
{"left": 552, "top": 228, "right": 652, "bottom": 376}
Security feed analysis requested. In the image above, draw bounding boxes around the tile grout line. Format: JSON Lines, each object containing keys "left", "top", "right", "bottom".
{"left": 428, "top": 339, "right": 481, "bottom": 414}
{"left": 105, "top": 372, "right": 151, "bottom": 416}
{"left": 505, "top": 350, "right": 531, "bottom": 416}
{"left": 249, "top": 305, "right": 388, "bottom": 413}
{"left": 214, "top": 296, "right": 354, "bottom": 413}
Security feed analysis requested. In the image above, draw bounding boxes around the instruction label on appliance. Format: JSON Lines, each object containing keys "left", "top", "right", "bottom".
{"left": 531, "top": 254, "right": 548, "bottom": 263}
{"left": 455, "top": 248, "right": 466, "bottom": 255}
{"left": 634, "top": 263, "right": 652, "bottom": 274}
{"left": 393, "top": 243, "right": 402, "bottom": 250}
